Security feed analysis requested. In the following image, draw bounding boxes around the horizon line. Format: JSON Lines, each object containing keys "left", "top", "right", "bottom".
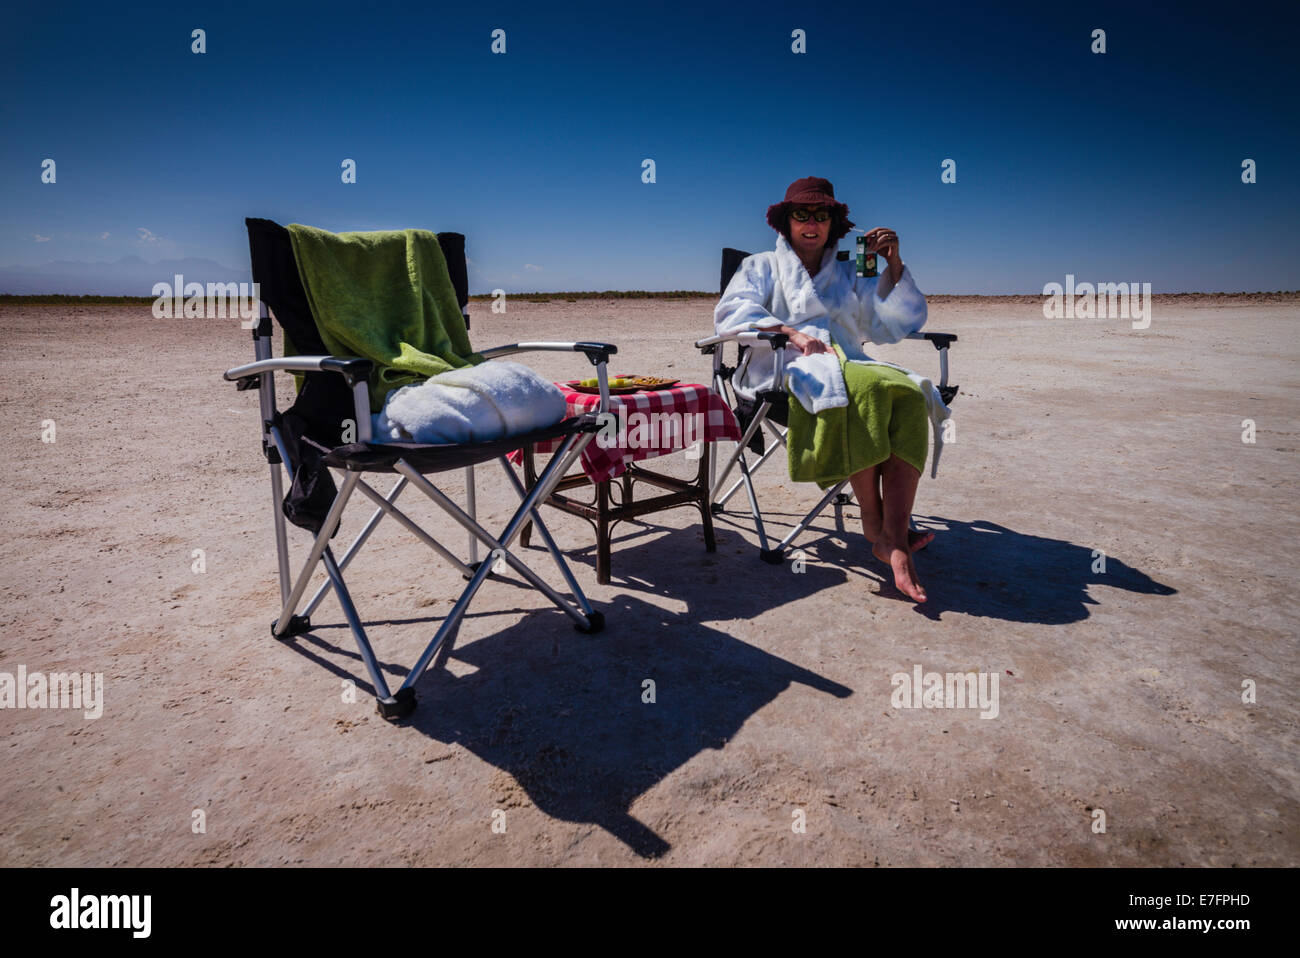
{"left": 2, "top": 290, "right": 1299, "bottom": 304}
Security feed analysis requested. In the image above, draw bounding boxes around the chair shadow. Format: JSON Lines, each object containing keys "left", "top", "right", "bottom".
{"left": 278, "top": 527, "right": 852, "bottom": 859}
{"left": 544, "top": 512, "right": 863, "bottom": 611}
{"left": 406, "top": 590, "right": 851, "bottom": 859}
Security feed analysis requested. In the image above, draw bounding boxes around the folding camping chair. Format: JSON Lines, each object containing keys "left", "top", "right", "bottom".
{"left": 223, "top": 218, "right": 618, "bottom": 720}
{"left": 697, "top": 246, "right": 959, "bottom": 563}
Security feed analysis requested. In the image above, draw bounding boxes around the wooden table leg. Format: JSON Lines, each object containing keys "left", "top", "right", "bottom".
{"left": 596, "top": 477, "right": 611, "bottom": 584}
{"left": 520, "top": 445, "right": 536, "bottom": 548}
{"left": 518, "top": 434, "right": 725, "bottom": 583}
{"left": 695, "top": 447, "right": 717, "bottom": 553}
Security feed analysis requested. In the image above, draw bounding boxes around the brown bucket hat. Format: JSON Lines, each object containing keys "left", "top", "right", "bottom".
{"left": 766, "top": 176, "right": 855, "bottom": 244}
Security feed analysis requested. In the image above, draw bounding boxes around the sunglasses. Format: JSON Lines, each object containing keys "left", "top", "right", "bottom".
{"left": 789, "top": 208, "right": 832, "bottom": 223}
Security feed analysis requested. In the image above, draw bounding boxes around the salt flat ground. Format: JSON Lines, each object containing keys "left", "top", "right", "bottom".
{"left": 0, "top": 295, "right": 1296, "bottom": 866}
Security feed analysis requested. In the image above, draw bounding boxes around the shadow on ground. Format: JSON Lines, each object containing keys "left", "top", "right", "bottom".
{"left": 906, "top": 515, "right": 1177, "bottom": 623}
{"left": 286, "top": 510, "right": 1173, "bottom": 857}
{"left": 756, "top": 508, "right": 1178, "bottom": 623}
{"left": 298, "top": 526, "right": 851, "bottom": 858}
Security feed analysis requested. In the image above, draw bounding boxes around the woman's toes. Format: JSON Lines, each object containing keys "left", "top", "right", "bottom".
{"left": 898, "top": 570, "right": 927, "bottom": 603}
{"left": 873, "top": 544, "right": 926, "bottom": 602}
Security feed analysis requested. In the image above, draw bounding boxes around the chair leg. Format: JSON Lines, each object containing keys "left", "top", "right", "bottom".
{"left": 319, "top": 546, "right": 392, "bottom": 702}
{"left": 707, "top": 435, "right": 717, "bottom": 508}
{"left": 735, "top": 447, "right": 773, "bottom": 555}
{"left": 394, "top": 545, "right": 501, "bottom": 697}
{"left": 268, "top": 462, "right": 292, "bottom": 607}
{"left": 272, "top": 471, "right": 360, "bottom": 637}
{"left": 393, "top": 435, "right": 595, "bottom": 623}
{"left": 773, "top": 479, "right": 851, "bottom": 555}
{"left": 275, "top": 433, "right": 602, "bottom": 715}
{"left": 303, "top": 474, "right": 409, "bottom": 616}
{"left": 387, "top": 438, "right": 601, "bottom": 691}
{"left": 349, "top": 478, "right": 474, "bottom": 577}
{"left": 716, "top": 423, "right": 785, "bottom": 508}
{"left": 596, "top": 478, "right": 612, "bottom": 585}
{"left": 465, "top": 465, "right": 479, "bottom": 565}
{"left": 712, "top": 399, "right": 770, "bottom": 501}
{"left": 495, "top": 458, "right": 595, "bottom": 617}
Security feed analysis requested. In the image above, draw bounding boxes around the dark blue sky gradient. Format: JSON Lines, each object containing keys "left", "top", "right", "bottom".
{"left": 2, "top": 0, "right": 1296, "bottom": 293}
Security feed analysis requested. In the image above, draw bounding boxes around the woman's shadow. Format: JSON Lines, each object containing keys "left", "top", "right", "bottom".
{"left": 898, "top": 515, "right": 1177, "bottom": 622}
{"left": 717, "top": 504, "right": 1175, "bottom": 624}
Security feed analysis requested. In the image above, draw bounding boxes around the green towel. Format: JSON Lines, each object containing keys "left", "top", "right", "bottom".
{"left": 786, "top": 347, "right": 929, "bottom": 489}
{"left": 286, "top": 223, "right": 483, "bottom": 412}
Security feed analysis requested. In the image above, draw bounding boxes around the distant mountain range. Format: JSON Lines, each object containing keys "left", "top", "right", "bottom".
{"left": 0, "top": 256, "right": 252, "bottom": 295}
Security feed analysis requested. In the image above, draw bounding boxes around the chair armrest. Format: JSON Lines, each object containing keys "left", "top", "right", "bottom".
{"left": 695, "top": 330, "right": 789, "bottom": 352}
{"left": 223, "top": 356, "right": 376, "bottom": 442}
{"left": 905, "top": 331, "right": 958, "bottom": 350}
{"left": 223, "top": 355, "right": 374, "bottom": 387}
{"left": 478, "top": 341, "right": 617, "bottom": 366}
{"left": 476, "top": 341, "right": 619, "bottom": 412}
{"left": 900, "top": 333, "right": 958, "bottom": 399}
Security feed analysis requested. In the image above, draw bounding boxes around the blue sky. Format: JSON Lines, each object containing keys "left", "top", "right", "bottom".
{"left": 2, "top": 0, "right": 1296, "bottom": 294}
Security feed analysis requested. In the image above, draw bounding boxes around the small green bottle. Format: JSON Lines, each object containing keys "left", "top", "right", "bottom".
{"left": 855, "top": 235, "right": 878, "bottom": 278}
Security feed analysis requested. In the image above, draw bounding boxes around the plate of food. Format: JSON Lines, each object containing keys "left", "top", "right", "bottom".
{"left": 628, "top": 376, "right": 680, "bottom": 390}
{"left": 567, "top": 375, "right": 680, "bottom": 394}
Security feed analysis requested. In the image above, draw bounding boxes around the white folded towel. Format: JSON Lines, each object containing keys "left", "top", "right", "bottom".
{"left": 784, "top": 351, "right": 846, "bottom": 414}
{"left": 372, "top": 360, "right": 567, "bottom": 444}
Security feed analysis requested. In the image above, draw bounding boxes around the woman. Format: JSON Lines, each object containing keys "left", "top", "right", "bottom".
{"left": 714, "top": 176, "right": 948, "bottom": 603}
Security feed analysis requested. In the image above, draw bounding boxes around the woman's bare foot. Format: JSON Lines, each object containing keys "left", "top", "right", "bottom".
{"left": 865, "top": 526, "right": 934, "bottom": 553}
{"left": 872, "top": 539, "right": 928, "bottom": 603}
{"left": 908, "top": 529, "right": 934, "bottom": 552}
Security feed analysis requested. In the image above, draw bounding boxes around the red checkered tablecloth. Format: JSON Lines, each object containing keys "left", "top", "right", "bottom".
{"left": 508, "top": 378, "right": 740, "bottom": 483}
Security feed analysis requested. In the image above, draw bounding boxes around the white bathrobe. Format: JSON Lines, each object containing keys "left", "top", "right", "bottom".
{"left": 713, "top": 233, "right": 952, "bottom": 477}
